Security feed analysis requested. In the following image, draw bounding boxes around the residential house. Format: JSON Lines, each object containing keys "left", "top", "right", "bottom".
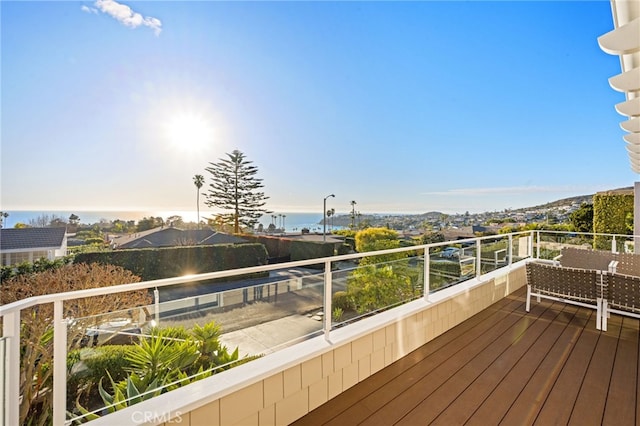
{"left": 111, "top": 226, "right": 247, "bottom": 249}
{"left": 0, "top": 227, "right": 68, "bottom": 266}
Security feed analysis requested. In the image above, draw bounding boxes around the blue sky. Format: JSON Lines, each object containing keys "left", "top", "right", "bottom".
{"left": 1, "top": 0, "right": 634, "bottom": 215}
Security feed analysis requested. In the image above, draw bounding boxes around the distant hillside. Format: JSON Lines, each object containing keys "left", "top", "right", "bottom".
{"left": 518, "top": 194, "right": 593, "bottom": 211}
{"left": 330, "top": 187, "right": 634, "bottom": 228}
{"left": 517, "top": 186, "right": 633, "bottom": 212}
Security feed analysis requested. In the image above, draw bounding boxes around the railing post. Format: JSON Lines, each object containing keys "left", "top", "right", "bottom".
{"left": 53, "top": 300, "right": 67, "bottom": 426}
{"left": 612, "top": 236, "right": 617, "bottom": 253}
{"left": 323, "top": 260, "right": 332, "bottom": 341}
{"left": 508, "top": 234, "right": 513, "bottom": 266}
{"left": 534, "top": 231, "right": 539, "bottom": 259}
{"left": 2, "top": 311, "right": 20, "bottom": 426}
{"left": 423, "top": 246, "right": 430, "bottom": 301}
{"left": 154, "top": 287, "right": 160, "bottom": 326}
{"left": 476, "top": 240, "right": 481, "bottom": 277}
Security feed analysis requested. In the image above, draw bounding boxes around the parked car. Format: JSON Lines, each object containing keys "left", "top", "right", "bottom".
{"left": 440, "top": 247, "right": 460, "bottom": 258}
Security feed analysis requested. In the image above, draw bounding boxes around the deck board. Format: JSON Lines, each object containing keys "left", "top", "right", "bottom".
{"left": 296, "top": 295, "right": 524, "bottom": 426}
{"left": 291, "top": 286, "right": 640, "bottom": 426}
{"left": 463, "top": 304, "right": 571, "bottom": 426}
{"left": 533, "top": 308, "right": 599, "bottom": 425}
{"left": 603, "top": 316, "right": 639, "bottom": 425}
{"left": 569, "top": 313, "right": 622, "bottom": 425}
{"left": 425, "top": 304, "right": 559, "bottom": 425}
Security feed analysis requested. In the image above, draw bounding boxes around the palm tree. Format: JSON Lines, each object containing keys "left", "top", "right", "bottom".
{"left": 326, "top": 208, "right": 336, "bottom": 231}
{"left": 350, "top": 200, "right": 357, "bottom": 229}
{"left": 193, "top": 175, "right": 204, "bottom": 229}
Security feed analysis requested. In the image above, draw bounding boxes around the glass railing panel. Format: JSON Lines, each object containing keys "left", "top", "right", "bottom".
{"left": 429, "top": 245, "right": 470, "bottom": 293}
{"left": 536, "top": 232, "right": 599, "bottom": 260}
{"left": 66, "top": 268, "right": 327, "bottom": 423}
{"left": 510, "top": 233, "right": 532, "bottom": 262}
{"left": 66, "top": 303, "right": 154, "bottom": 423}
{"left": 479, "top": 237, "right": 509, "bottom": 274}
{"left": 331, "top": 256, "right": 424, "bottom": 327}
{"left": 536, "top": 231, "right": 637, "bottom": 258}
{"left": 618, "top": 235, "right": 636, "bottom": 253}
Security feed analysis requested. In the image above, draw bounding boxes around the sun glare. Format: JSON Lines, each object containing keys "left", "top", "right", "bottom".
{"left": 164, "top": 112, "right": 213, "bottom": 154}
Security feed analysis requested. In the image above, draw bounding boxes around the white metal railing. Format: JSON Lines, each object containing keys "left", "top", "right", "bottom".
{"left": 1, "top": 230, "right": 536, "bottom": 426}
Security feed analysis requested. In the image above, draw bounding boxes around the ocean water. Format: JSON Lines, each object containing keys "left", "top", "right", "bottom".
{"left": 2, "top": 210, "right": 328, "bottom": 233}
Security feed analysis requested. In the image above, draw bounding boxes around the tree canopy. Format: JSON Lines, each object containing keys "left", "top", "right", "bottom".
{"left": 569, "top": 203, "right": 594, "bottom": 233}
{"left": 355, "top": 227, "right": 405, "bottom": 266}
{"left": 204, "top": 150, "right": 270, "bottom": 233}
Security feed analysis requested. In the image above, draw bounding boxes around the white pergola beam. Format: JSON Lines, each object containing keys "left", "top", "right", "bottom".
{"left": 609, "top": 67, "right": 640, "bottom": 92}
{"left": 621, "top": 116, "right": 640, "bottom": 132}
{"left": 616, "top": 96, "right": 640, "bottom": 116}
{"left": 598, "top": 16, "right": 640, "bottom": 55}
{"left": 624, "top": 133, "right": 640, "bottom": 144}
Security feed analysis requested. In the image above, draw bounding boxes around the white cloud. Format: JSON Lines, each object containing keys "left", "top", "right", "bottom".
{"left": 81, "top": 5, "right": 98, "bottom": 14}
{"left": 89, "top": 0, "right": 162, "bottom": 36}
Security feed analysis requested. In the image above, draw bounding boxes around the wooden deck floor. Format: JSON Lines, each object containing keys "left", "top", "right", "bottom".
{"left": 292, "top": 286, "right": 640, "bottom": 425}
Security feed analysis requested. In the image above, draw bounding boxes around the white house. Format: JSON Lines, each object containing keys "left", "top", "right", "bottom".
{"left": 0, "top": 227, "right": 68, "bottom": 266}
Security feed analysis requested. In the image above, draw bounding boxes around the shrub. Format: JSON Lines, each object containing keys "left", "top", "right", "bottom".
{"left": 74, "top": 321, "right": 259, "bottom": 421}
{"left": 82, "top": 346, "right": 134, "bottom": 391}
{"left": 332, "top": 307, "right": 344, "bottom": 322}
{"left": 346, "top": 265, "right": 417, "bottom": 314}
{"left": 332, "top": 291, "right": 353, "bottom": 311}
{"left": 0, "top": 255, "right": 73, "bottom": 282}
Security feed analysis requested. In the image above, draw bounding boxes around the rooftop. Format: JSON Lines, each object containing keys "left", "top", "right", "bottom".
{"left": 0, "top": 227, "right": 66, "bottom": 251}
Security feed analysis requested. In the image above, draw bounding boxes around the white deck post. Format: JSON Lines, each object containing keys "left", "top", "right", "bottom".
{"left": 52, "top": 300, "right": 67, "bottom": 426}
{"left": 476, "top": 240, "right": 481, "bottom": 277}
{"left": 154, "top": 287, "right": 160, "bottom": 326}
{"left": 2, "top": 311, "right": 20, "bottom": 426}
{"left": 323, "top": 260, "right": 332, "bottom": 341}
{"left": 423, "top": 246, "right": 430, "bottom": 301}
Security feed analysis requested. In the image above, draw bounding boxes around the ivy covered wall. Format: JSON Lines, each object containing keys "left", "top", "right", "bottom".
{"left": 593, "top": 189, "right": 633, "bottom": 249}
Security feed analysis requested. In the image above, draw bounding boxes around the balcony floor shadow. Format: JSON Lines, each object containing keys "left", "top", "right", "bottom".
{"left": 292, "top": 286, "right": 640, "bottom": 425}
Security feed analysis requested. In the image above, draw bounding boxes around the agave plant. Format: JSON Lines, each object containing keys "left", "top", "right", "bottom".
{"left": 73, "top": 371, "right": 163, "bottom": 422}
{"left": 125, "top": 333, "right": 198, "bottom": 385}
{"left": 72, "top": 320, "right": 256, "bottom": 423}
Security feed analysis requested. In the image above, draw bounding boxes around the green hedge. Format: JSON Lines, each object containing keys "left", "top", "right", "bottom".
{"left": 290, "top": 240, "right": 335, "bottom": 263}
{"left": 74, "top": 244, "right": 269, "bottom": 280}
{"left": 240, "top": 235, "right": 293, "bottom": 259}
{"left": 593, "top": 190, "right": 633, "bottom": 250}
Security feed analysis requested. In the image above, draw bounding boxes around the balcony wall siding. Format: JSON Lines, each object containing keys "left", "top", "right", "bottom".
{"left": 95, "top": 263, "right": 526, "bottom": 426}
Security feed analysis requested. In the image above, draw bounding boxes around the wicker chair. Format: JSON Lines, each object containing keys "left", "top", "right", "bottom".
{"left": 613, "top": 252, "right": 640, "bottom": 277}
{"left": 526, "top": 261, "right": 603, "bottom": 329}
{"left": 601, "top": 272, "right": 640, "bottom": 331}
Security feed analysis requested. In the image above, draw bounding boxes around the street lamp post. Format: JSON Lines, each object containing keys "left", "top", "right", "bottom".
{"left": 323, "top": 194, "right": 335, "bottom": 242}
